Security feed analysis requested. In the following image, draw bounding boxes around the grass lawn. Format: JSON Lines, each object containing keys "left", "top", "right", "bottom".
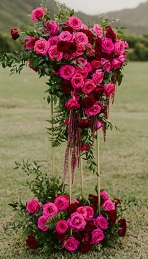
{"left": 0, "top": 62, "right": 148, "bottom": 259}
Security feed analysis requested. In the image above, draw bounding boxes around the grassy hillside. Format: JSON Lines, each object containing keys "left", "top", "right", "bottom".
{"left": 0, "top": 0, "right": 148, "bottom": 35}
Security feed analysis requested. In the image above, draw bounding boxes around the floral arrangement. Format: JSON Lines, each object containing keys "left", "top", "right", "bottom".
{"left": 1, "top": 2, "right": 128, "bottom": 176}
{"left": 10, "top": 161, "right": 126, "bottom": 254}
{"left": 1, "top": 1, "right": 128, "bottom": 255}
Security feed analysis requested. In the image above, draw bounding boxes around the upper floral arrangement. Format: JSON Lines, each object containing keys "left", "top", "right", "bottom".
{"left": 1, "top": 2, "right": 128, "bottom": 175}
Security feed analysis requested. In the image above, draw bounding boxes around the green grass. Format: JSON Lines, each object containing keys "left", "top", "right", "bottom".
{"left": 0, "top": 62, "right": 148, "bottom": 259}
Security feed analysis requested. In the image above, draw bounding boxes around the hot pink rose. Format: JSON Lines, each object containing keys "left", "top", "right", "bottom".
{"left": 56, "top": 220, "right": 69, "bottom": 234}
{"left": 26, "top": 198, "right": 40, "bottom": 214}
{"left": 112, "top": 55, "right": 127, "bottom": 70}
{"left": 31, "top": 7, "right": 45, "bottom": 22}
{"left": 102, "top": 199, "right": 115, "bottom": 211}
{"left": 114, "top": 40, "right": 125, "bottom": 56}
{"left": 71, "top": 73, "right": 84, "bottom": 89}
{"left": 85, "top": 206, "right": 94, "bottom": 221}
{"left": 34, "top": 39, "right": 49, "bottom": 55}
{"left": 65, "top": 98, "right": 80, "bottom": 110}
{"left": 76, "top": 206, "right": 87, "bottom": 219}
{"left": 92, "top": 69, "right": 104, "bottom": 85}
{"left": 66, "top": 16, "right": 83, "bottom": 30}
{"left": 104, "top": 84, "right": 115, "bottom": 97}
{"left": 101, "top": 58, "right": 111, "bottom": 72}
{"left": 48, "top": 36, "right": 59, "bottom": 46}
{"left": 81, "top": 144, "right": 90, "bottom": 151}
{"left": 102, "top": 38, "right": 114, "bottom": 54}
{"left": 76, "top": 43, "right": 85, "bottom": 56}
{"left": 67, "top": 212, "right": 86, "bottom": 230}
{"left": 94, "top": 214, "right": 108, "bottom": 230}
{"left": 75, "top": 66, "right": 88, "bottom": 79}
{"left": 92, "top": 24, "right": 103, "bottom": 38}
{"left": 43, "top": 202, "right": 58, "bottom": 218}
{"left": 76, "top": 57, "right": 87, "bottom": 67}
{"left": 84, "top": 103, "right": 101, "bottom": 117}
{"left": 91, "top": 60, "right": 101, "bottom": 70}
{"left": 59, "top": 65, "right": 75, "bottom": 80}
{"left": 82, "top": 79, "right": 96, "bottom": 94}
{"left": 85, "top": 62, "right": 92, "bottom": 73}
{"left": 91, "top": 229, "right": 105, "bottom": 244}
{"left": 48, "top": 45, "right": 63, "bottom": 61}
{"left": 63, "top": 237, "right": 80, "bottom": 251}
{"left": 58, "top": 31, "right": 73, "bottom": 41}
{"left": 44, "top": 20, "right": 59, "bottom": 35}
{"left": 74, "top": 32, "right": 88, "bottom": 44}
{"left": 100, "top": 190, "right": 110, "bottom": 201}
{"left": 24, "top": 36, "right": 38, "bottom": 50}
{"left": 38, "top": 215, "right": 48, "bottom": 231}
{"left": 54, "top": 195, "right": 69, "bottom": 211}
{"left": 94, "top": 120, "right": 103, "bottom": 131}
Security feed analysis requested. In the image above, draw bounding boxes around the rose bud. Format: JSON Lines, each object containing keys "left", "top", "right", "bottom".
{"left": 11, "top": 28, "right": 19, "bottom": 40}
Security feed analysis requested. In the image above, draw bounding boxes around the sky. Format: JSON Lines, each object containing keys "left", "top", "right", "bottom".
{"left": 58, "top": 0, "right": 147, "bottom": 15}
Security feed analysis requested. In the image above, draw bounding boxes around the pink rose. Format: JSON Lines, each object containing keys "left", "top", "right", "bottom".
{"left": 94, "top": 120, "right": 103, "bottom": 131}
{"left": 91, "top": 229, "right": 105, "bottom": 244}
{"left": 76, "top": 206, "right": 87, "bottom": 219}
{"left": 114, "top": 40, "right": 125, "bottom": 56}
{"left": 31, "top": 7, "right": 45, "bottom": 22}
{"left": 104, "top": 84, "right": 115, "bottom": 97}
{"left": 100, "top": 190, "right": 110, "bottom": 201}
{"left": 34, "top": 39, "right": 49, "bottom": 55}
{"left": 82, "top": 79, "right": 96, "bottom": 94}
{"left": 65, "top": 98, "right": 80, "bottom": 110}
{"left": 84, "top": 103, "right": 101, "bottom": 117}
{"left": 44, "top": 20, "right": 59, "bottom": 35}
{"left": 112, "top": 55, "right": 127, "bottom": 70}
{"left": 43, "top": 202, "right": 58, "bottom": 218}
{"left": 66, "top": 16, "right": 83, "bottom": 30}
{"left": 56, "top": 220, "right": 69, "bottom": 234}
{"left": 67, "top": 212, "right": 86, "bottom": 230}
{"left": 102, "top": 199, "right": 115, "bottom": 211}
{"left": 48, "top": 45, "right": 63, "bottom": 61}
{"left": 76, "top": 43, "right": 85, "bottom": 56}
{"left": 74, "top": 32, "right": 88, "bottom": 44}
{"left": 26, "top": 198, "right": 40, "bottom": 214}
{"left": 92, "top": 69, "right": 104, "bottom": 85}
{"left": 94, "top": 214, "right": 108, "bottom": 230}
{"left": 85, "top": 62, "right": 92, "bottom": 73}
{"left": 75, "top": 66, "right": 88, "bottom": 79}
{"left": 48, "top": 36, "right": 59, "bottom": 46}
{"left": 71, "top": 73, "right": 84, "bottom": 89}
{"left": 63, "top": 237, "right": 80, "bottom": 251}
{"left": 59, "top": 65, "right": 75, "bottom": 80}
{"left": 54, "top": 195, "right": 69, "bottom": 211}
{"left": 101, "top": 58, "right": 111, "bottom": 72}
{"left": 76, "top": 57, "right": 87, "bottom": 67}
{"left": 92, "top": 24, "right": 103, "bottom": 38}
{"left": 58, "top": 31, "right": 73, "bottom": 41}
{"left": 85, "top": 206, "right": 94, "bottom": 221}
{"left": 38, "top": 215, "right": 48, "bottom": 231}
{"left": 102, "top": 38, "right": 114, "bottom": 54}
{"left": 91, "top": 60, "right": 101, "bottom": 70}
{"left": 24, "top": 36, "right": 38, "bottom": 50}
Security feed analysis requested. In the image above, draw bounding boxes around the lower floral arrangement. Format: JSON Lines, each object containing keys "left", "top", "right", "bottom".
{"left": 10, "top": 161, "right": 126, "bottom": 254}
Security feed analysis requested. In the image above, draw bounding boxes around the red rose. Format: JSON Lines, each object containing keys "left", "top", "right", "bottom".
{"left": 85, "top": 221, "right": 96, "bottom": 233}
{"left": 26, "top": 236, "right": 37, "bottom": 250}
{"left": 73, "top": 232, "right": 83, "bottom": 242}
{"left": 11, "top": 28, "right": 19, "bottom": 40}
{"left": 80, "top": 241, "right": 92, "bottom": 253}
{"left": 62, "top": 26, "right": 73, "bottom": 33}
{"left": 81, "top": 95, "right": 95, "bottom": 109}
{"left": 107, "top": 210, "right": 117, "bottom": 223}
{"left": 114, "top": 198, "right": 120, "bottom": 207}
{"left": 93, "top": 87, "right": 104, "bottom": 100}
{"left": 88, "top": 194, "right": 98, "bottom": 205}
{"left": 105, "top": 26, "right": 117, "bottom": 42}
{"left": 55, "top": 232, "right": 66, "bottom": 241}
{"left": 61, "top": 80, "right": 73, "bottom": 95}
{"left": 80, "top": 29, "right": 94, "bottom": 44}
{"left": 57, "top": 41, "right": 70, "bottom": 52}
{"left": 78, "top": 119, "right": 91, "bottom": 128}
{"left": 68, "top": 202, "right": 80, "bottom": 214}
{"left": 118, "top": 218, "right": 127, "bottom": 236}
{"left": 67, "top": 42, "right": 77, "bottom": 54}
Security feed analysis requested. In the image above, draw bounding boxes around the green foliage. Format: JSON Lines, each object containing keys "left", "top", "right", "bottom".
{"left": 14, "top": 161, "right": 67, "bottom": 204}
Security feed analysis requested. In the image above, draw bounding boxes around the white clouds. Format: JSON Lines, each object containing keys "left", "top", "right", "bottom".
{"left": 58, "top": 0, "right": 147, "bottom": 15}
